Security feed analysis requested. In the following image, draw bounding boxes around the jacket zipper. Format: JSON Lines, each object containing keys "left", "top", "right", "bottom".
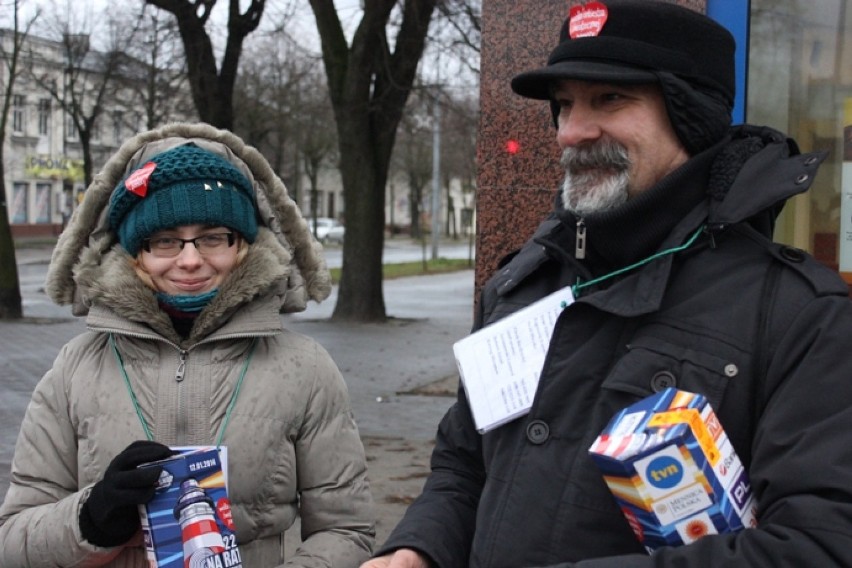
{"left": 175, "top": 350, "right": 188, "bottom": 382}
{"left": 96, "top": 327, "right": 275, "bottom": 444}
{"left": 175, "top": 349, "right": 188, "bottom": 442}
{"left": 575, "top": 218, "right": 586, "bottom": 259}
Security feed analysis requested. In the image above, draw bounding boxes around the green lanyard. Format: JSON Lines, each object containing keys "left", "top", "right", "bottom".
{"left": 109, "top": 333, "right": 258, "bottom": 448}
{"left": 569, "top": 225, "right": 705, "bottom": 300}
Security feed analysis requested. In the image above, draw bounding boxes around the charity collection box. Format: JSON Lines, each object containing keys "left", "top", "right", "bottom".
{"left": 588, "top": 388, "right": 757, "bottom": 552}
{"left": 138, "top": 447, "right": 242, "bottom": 568}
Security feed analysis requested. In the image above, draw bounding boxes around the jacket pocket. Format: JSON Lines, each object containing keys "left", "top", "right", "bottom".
{"left": 602, "top": 335, "right": 743, "bottom": 410}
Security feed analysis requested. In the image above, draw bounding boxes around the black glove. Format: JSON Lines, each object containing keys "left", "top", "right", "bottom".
{"left": 79, "top": 440, "right": 175, "bottom": 547}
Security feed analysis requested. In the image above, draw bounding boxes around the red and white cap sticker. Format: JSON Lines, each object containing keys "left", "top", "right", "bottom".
{"left": 569, "top": 2, "right": 608, "bottom": 39}
{"left": 124, "top": 161, "right": 157, "bottom": 197}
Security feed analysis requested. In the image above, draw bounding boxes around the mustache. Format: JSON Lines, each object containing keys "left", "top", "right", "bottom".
{"left": 560, "top": 140, "right": 630, "bottom": 173}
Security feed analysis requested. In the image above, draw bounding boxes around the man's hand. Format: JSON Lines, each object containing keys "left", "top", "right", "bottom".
{"left": 359, "top": 549, "right": 430, "bottom": 568}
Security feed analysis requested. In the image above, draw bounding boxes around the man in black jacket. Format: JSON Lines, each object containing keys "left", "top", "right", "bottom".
{"left": 363, "top": 1, "right": 852, "bottom": 567}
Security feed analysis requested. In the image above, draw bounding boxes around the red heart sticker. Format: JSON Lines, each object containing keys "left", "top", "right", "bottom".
{"left": 216, "top": 497, "right": 236, "bottom": 531}
{"left": 124, "top": 161, "right": 157, "bottom": 197}
{"left": 569, "top": 2, "right": 609, "bottom": 39}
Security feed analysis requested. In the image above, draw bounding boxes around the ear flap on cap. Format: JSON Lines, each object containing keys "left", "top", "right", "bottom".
{"left": 655, "top": 71, "right": 732, "bottom": 156}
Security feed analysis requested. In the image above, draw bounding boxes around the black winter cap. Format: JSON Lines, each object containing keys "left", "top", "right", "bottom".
{"left": 511, "top": 0, "right": 737, "bottom": 154}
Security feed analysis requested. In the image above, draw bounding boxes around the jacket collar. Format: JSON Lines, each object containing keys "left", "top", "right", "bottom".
{"left": 555, "top": 141, "right": 718, "bottom": 272}
{"left": 490, "top": 125, "right": 824, "bottom": 317}
{"left": 78, "top": 229, "right": 289, "bottom": 346}
{"left": 707, "top": 125, "right": 825, "bottom": 231}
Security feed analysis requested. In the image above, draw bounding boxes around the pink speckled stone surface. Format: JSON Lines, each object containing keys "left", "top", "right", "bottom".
{"left": 475, "top": 0, "right": 706, "bottom": 299}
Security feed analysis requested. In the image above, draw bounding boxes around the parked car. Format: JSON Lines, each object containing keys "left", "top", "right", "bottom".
{"left": 308, "top": 217, "right": 345, "bottom": 245}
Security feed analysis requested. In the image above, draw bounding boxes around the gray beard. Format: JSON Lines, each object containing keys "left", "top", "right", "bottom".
{"left": 559, "top": 143, "right": 631, "bottom": 217}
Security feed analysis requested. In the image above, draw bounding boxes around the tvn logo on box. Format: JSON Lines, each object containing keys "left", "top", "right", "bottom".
{"left": 588, "top": 388, "right": 758, "bottom": 552}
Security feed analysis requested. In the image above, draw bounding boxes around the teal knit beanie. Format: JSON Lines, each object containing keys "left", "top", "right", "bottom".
{"left": 108, "top": 143, "right": 258, "bottom": 255}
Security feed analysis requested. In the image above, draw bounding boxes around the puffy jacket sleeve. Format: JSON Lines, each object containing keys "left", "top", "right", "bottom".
{"left": 283, "top": 342, "right": 376, "bottom": 567}
{"left": 0, "top": 343, "right": 123, "bottom": 567}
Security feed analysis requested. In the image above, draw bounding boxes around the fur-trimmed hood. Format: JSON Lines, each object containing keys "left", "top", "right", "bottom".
{"left": 45, "top": 122, "right": 332, "bottom": 327}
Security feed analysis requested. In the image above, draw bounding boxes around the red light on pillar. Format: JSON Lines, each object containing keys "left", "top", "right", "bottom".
{"left": 505, "top": 139, "right": 521, "bottom": 155}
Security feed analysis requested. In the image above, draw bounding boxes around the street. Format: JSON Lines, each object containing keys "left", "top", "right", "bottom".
{"left": 322, "top": 236, "right": 476, "bottom": 268}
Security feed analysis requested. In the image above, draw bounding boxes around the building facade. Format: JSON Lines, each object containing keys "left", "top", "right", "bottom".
{"left": 1, "top": 28, "right": 194, "bottom": 238}
{"left": 3, "top": 26, "right": 473, "bottom": 244}
{"left": 293, "top": 165, "right": 475, "bottom": 240}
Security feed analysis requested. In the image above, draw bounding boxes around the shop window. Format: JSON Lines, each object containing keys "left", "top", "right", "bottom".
{"left": 748, "top": 0, "right": 852, "bottom": 279}
{"left": 35, "top": 183, "right": 52, "bottom": 224}
{"left": 11, "top": 183, "right": 28, "bottom": 224}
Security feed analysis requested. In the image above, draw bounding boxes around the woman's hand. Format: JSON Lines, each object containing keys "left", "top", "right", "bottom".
{"left": 78, "top": 440, "right": 174, "bottom": 547}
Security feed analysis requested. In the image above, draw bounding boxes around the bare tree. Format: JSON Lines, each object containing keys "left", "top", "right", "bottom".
{"left": 421, "top": 0, "right": 479, "bottom": 242}
{"left": 0, "top": 0, "right": 39, "bottom": 319}
{"left": 233, "top": 52, "right": 281, "bottom": 150}
{"left": 236, "top": 38, "right": 338, "bottom": 233}
{"left": 145, "top": 0, "right": 266, "bottom": 129}
{"left": 233, "top": 35, "right": 310, "bottom": 193}
{"left": 28, "top": 4, "right": 144, "bottom": 186}
{"left": 393, "top": 89, "right": 433, "bottom": 239}
{"left": 128, "top": 6, "right": 195, "bottom": 130}
{"left": 435, "top": 0, "right": 481, "bottom": 75}
{"left": 299, "top": 68, "right": 338, "bottom": 233}
{"left": 235, "top": 36, "right": 328, "bottom": 217}
{"left": 440, "top": 89, "right": 478, "bottom": 238}
{"left": 309, "top": 0, "right": 440, "bottom": 322}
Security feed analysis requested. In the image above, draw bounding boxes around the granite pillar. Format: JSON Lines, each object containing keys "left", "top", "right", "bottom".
{"left": 475, "top": 0, "right": 706, "bottom": 299}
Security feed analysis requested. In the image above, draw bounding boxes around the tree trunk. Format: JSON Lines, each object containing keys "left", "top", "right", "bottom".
{"left": 0, "top": 0, "right": 28, "bottom": 319}
{"left": 0, "top": 171, "right": 23, "bottom": 320}
{"left": 174, "top": 14, "right": 229, "bottom": 127}
{"left": 310, "top": 0, "right": 438, "bottom": 322}
{"left": 410, "top": 186, "right": 421, "bottom": 238}
{"left": 332, "top": 120, "right": 387, "bottom": 321}
{"left": 145, "top": 0, "right": 265, "bottom": 130}
{"left": 80, "top": 132, "right": 94, "bottom": 188}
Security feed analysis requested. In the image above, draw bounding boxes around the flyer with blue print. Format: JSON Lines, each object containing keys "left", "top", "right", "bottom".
{"left": 138, "top": 446, "right": 243, "bottom": 567}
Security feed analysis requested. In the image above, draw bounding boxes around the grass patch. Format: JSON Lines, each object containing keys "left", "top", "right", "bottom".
{"left": 330, "top": 257, "right": 472, "bottom": 283}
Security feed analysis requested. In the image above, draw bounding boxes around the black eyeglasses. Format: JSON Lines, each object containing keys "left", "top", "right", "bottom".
{"left": 141, "top": 232, "right": 236, "bottom": 257}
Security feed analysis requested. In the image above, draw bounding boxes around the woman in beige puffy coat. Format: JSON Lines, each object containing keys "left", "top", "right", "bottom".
{"left": 0, "top": 123, "right": 375, "bottom": 567}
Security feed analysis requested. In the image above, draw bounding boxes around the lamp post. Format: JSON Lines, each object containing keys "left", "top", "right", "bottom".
{"left": 430, "top": 92, "right": 441, "bottom": 260}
